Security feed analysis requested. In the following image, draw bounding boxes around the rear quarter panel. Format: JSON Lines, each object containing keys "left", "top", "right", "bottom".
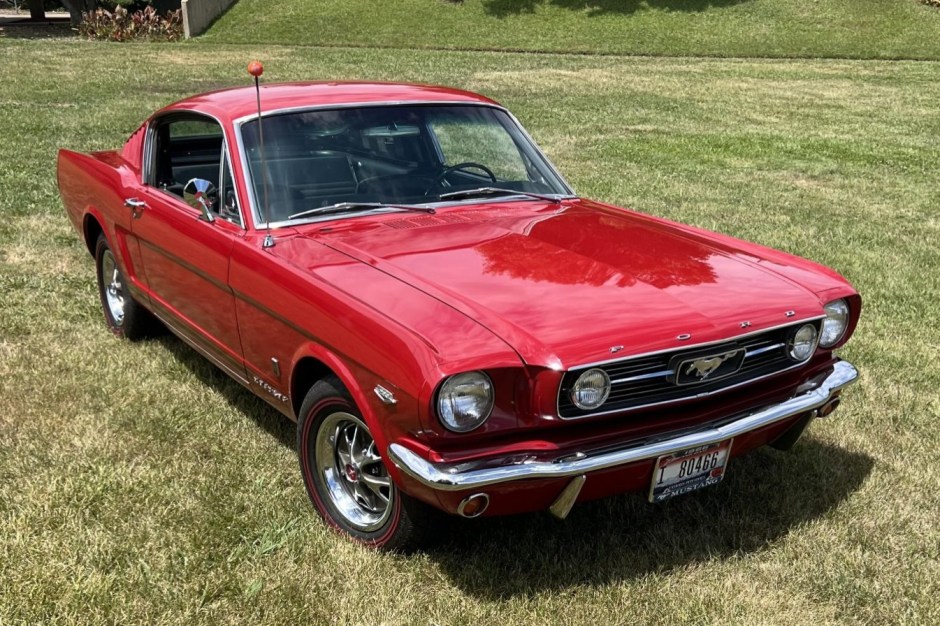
{"left": 57, "top": 149, "right": 149, "bottom": 301}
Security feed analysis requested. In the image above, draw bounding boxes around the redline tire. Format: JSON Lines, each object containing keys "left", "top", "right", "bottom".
{"left": 297, "top": 376, "right": 434, "bottom": 551}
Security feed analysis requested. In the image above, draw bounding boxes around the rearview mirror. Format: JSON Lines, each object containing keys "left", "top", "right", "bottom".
{"left": 361, "top": 123, "right": 420, "bottom": 138}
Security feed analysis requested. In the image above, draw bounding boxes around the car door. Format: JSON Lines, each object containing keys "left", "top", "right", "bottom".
{"left": 129, "top": 113, "right": 247, "bottom": 382}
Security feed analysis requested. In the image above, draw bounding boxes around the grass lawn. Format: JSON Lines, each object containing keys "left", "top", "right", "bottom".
{"left": 1, "top": 39, "right": 939, "bottom": 624}
{"left": 202, "top": 0, "right": 940, "bottom": 60}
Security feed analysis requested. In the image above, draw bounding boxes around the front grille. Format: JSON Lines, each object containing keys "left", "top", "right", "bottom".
{"left": 558, "top": 320, "right": 821, "bottom": 419}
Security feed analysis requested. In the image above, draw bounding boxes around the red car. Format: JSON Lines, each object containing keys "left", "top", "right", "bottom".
{"left": 58, "top": 81, "right": 860, "bottom": 550}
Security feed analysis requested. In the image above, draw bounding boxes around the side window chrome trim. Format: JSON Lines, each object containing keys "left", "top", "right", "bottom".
{"left": 217, "top": 144, "right": 243, "bottom": 227}
{"left": 142, "top": 110, "right": 247, "bottom": 231}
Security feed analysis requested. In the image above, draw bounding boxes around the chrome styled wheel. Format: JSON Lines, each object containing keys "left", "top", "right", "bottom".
{"left": 297, "top": 377, "right": 437, "bottom": 550}
{"left": 94, "top": 233, "right": 160, "bottom": 340}
{"left": 314, "top": 412, "right": 393, "bottom": 532}
{"left": 100, "top": 248, "right": 125, "bottom": 327}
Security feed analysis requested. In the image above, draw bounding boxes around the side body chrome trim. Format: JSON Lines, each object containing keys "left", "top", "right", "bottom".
{"left": 388, "top": 360, "right": 858, "bottom": 492}
{"left": 142, "top": 110, "right": 248, "bottom": 230}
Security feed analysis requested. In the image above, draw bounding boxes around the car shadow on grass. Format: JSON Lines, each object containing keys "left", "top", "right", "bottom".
{"left": 155, "top": 335, "right": 297, "bottom": 451}
{"left": 155, "top": 334, "right": 872, "bottom": 597}
{"left": 427, "top": 439, "right": 872, "bottom": 598}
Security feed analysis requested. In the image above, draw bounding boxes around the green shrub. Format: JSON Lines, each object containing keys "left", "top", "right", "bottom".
{"left": 78, "top": 5, "right": 182, "bottom": 41}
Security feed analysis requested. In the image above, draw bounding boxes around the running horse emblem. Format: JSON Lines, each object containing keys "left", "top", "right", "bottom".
{"left": 684, "top": 350, "right": 740, "bottom": 381}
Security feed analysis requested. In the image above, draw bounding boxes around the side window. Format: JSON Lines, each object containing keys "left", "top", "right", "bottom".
{"left": 150, "top": 115, "right": 241, "bottom": 226}
{"left": 169, "top": 120, "right": 221, "bottom": 140}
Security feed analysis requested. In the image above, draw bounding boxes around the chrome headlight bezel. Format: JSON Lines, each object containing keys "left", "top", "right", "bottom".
{"left": 819, "top": 298, "right": 850, "bottom": 348}
{"left": 569, "top": 367, "right": 612, "bottom": 410}
{"left": 787, "top": 323, "right": 819, "bottom": 362}
{"left": 436, "top": 371, "right": 495, "bottom": 433}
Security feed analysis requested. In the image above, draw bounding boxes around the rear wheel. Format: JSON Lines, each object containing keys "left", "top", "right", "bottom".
{"left": 297, "top": 377, "right": 435, "bottom": 551}
{"left": 94, "top": 234, "right": 158, "bottom": 340}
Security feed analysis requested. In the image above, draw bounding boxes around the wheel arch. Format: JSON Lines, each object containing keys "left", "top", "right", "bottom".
{"left": 289, "top": 344, "right": 414, "bottom": 477}
{"left": 288, "top": 347, "right": 379, "bottom": 434}
{"left": 290, "top": 355, "right": 335, "bottom": 418}
{"left": 83, "top": 211, "right": 105, "bottom": 256}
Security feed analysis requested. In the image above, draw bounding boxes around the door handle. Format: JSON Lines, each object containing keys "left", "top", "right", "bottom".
{"left": 124, "top": 197, "right": 147, "bottom": 219}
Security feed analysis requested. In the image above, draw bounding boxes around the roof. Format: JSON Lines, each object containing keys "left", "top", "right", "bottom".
{"left": 157, "top": 81, "right": 501, "bottom": 123}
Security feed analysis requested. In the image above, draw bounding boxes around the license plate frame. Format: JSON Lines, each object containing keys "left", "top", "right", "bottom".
{"left": 648, "top": 439, "right": 733, "bottom": 503}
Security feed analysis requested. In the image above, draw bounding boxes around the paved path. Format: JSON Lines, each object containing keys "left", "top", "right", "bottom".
{"left": 0, "top": 9, "right": 71, "bottom": 38}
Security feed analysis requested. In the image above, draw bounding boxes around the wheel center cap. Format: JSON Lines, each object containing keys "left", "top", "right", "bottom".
{"left": 345, "top": 464, "right": 358, "bottom": 482}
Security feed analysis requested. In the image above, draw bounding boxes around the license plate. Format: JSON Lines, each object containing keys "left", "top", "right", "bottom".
{"left": 648, "top": 439, "right": 733, "bottom": 503}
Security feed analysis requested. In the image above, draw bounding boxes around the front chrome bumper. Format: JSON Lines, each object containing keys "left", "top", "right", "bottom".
{"left": 388, "top": 360, "right": 858, "bottom": 492}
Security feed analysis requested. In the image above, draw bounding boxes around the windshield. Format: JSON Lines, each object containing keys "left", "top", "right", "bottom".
{"left": 240, "top": 104, "right": 571, "bottom": 225}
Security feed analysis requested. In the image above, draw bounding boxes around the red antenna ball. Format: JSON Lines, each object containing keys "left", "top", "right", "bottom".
{"left": 247, "top": 61, "right": 264, "bottom": 78}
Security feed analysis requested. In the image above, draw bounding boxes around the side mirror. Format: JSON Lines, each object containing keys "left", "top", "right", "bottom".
{"left": 183, "top": 178, "right": 217, "bottom": 222}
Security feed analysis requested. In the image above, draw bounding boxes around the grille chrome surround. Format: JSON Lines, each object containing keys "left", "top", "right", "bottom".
{"left": 557, "top": 318, "right": 824, "bottom": 419}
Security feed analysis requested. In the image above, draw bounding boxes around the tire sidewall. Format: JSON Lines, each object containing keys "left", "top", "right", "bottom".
{"left": 298, "top": 388, "right": 403, "bottom": 548}
{"left": 95, "top": 235, "right": 126, "bottom": 338}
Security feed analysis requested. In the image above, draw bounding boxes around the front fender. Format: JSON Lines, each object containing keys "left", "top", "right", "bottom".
{"left": 287, "top": 342, "right": 425, "bottom": 491}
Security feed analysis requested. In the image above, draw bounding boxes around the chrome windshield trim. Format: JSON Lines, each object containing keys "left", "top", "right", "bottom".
{"left": 388, "top": 360, "right": 857, "bottom": 491}
{"left": 233, "top": 101, "right": 576, "bottom": 230}
{"left": 504, "top": 108, "right": 576, "bottom": 195}
{"left": 258, "top": 195, "right": 579, "bottom": 229}
{"left": 232, "top": 100, "right": 511, "bottom": 126}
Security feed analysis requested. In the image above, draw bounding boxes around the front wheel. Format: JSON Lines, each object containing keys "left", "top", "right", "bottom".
{"left": 297, "top": 377, "right": 436, "bottom": 551}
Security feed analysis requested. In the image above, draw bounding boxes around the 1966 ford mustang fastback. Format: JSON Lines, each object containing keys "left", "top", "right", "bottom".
{"left": 58, "top": 79, "right": 860, "bottom": 549}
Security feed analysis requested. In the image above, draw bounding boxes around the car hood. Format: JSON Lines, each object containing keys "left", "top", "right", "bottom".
{"left": 298, "top": 199, "right": 829, "bottom": 369}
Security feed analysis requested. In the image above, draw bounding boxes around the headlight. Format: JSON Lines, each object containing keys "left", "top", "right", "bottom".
{"left": 819, "top": 299, "right": 850, "bottom": 348}
{"left": 787, "top": 323, "right": 819, "bottom": 361}
{"left": 437, "top": 371, "right": 494, "bottom": 432}
{"left": 570, "top": 368, "right": 611, "bottom": 410}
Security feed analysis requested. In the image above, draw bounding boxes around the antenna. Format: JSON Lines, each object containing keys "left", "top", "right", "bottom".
{"left": 248, "top": 60, "right": 275, "bottom": 249}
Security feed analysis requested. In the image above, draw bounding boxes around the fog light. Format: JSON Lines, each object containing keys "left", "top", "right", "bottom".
{"left": 570, "top": 368, "right": 611, "bottom": 410}
{"left": 787, "top": 323, "right": 818, "bottom": 362}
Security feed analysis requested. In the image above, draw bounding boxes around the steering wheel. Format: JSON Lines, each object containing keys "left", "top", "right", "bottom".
{"left": 424, "top": 162, "right": 497, "bottom": 196}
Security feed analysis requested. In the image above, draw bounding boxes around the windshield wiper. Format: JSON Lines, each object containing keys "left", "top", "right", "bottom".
{"left": 288, "top": 201, "right": 435, "bottom": 221}
{"left": 437, "top": 187, "right": 565, "bottom": 204}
